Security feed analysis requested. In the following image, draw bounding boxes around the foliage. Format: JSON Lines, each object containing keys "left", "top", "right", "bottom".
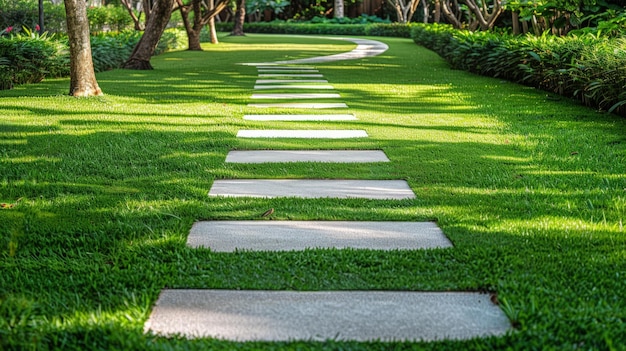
{"left": 364, "top": 22, "right": 413, "bottom": 37}
{"left": 0, "top": 29, "right": 185, "bottom": 90}
{"left": 411, "top": 23, "right": 626, "bottom": 116}
{"left": 0, "top": 29, "right": 68, "bottom": 89}
{"left": 215, "top": 19, "right": 411, "bottom": 36}
{"left": 0, "top": 0, "right": 67, "bottom": 34}
{"left": 87, "top": 5, "right": 135, "bottom": 33}
{"left": 247, "top": 0, "right": 292, "bottom": 21}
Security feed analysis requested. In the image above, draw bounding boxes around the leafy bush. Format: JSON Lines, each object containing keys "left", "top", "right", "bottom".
{"left": 0, "top": 0, "right": 66, "bottom": 34}
{"left": 0, "top": 30, "right": 67, "bottom": 89}
{"left": 364, "top": 23, "right": 413, "bottom": 37}
{"left": 0, "top": 29, "right": 184, "bottom": 90}
{"left": 411, "top": 23, "right": 626, "bottom": 116}
{"left": 215, "top": 21, "right": 411, "bottom": 37}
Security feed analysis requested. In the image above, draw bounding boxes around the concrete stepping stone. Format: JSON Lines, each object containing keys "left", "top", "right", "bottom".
{"left": 248, "top": 102, "right": 348, "bottom": 108}
{"left": 256, "top": 79, "right": 329, "bottom": 84}
{"left": 251, "top": 93, "right": 340, "bottom": 99}
{"left": 255, "top": 66, "right": 316, "bottom": 70}
{"left": 225, "top": 150, "right": 389, "bottom": 163}
{"left": 237, "top": 130, "right": 367, "bottom": 138}
{"left": 259, "top": 74, "right": 324, "bottom": 77}
{"left": 208, "top": 179, "right": 416, "bottom": 199}
{"left": 244, "top": 114, "right": 356, "bottom": 121}
{"left": 145, "top": 290, "right": 511, "bottom": 341}
{"left": 187, "top": 221, "right": 451, "bottom": 251}
{"left": 258, "top": 69, "right": 320, "bottom": 73}
{"left": 253, "top": 85, "right": 335, "bottom": 90}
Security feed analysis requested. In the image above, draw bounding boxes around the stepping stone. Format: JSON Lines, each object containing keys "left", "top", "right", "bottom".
{"left": 255, "top": 66, "right": 316, "bottom": 70}
{"left": 248, "top": 103, "right": 348, "bottom": 108}
{"left": 244, "top": 114, "right": 356, "bottom": 121}
{"left": 145, "top": 290, "right": 511, "bottom": 341}
{"left": 251, "top": 93, "right": 340, "bottom": 99}
{"left": 259, "top": 74, "right": 324, "bottom": 77}
{"left": 187, "top": 221, "right": 451, "bottom": 251}
{"left": 237, "top": 130, "right": 367, "bottom": 138}
{"left": 208, "top": 179, "right": 416, "bottom": 199}
{"left": 256, "top": 79, "right": 329, "bottom": 84}
{"left": 258, "top": 69, "right": 320, "bottom": 73}
{"left": 253, "top": 85, "right": 335, "bottom": 90}
{"left": 225, "top": 150, "right": 389, "bottom": 163}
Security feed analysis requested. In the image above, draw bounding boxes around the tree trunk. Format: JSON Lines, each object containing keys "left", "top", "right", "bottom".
{"left": 334, "top": 0, "right": 344, "bottom": 18}
{"left": 64, "top": 0, "right": 103, "bottom": 97}
{"left": 512, "top": 11, "right": 520, "bottom": 35}
{"left": 124, "top": 0, "right": 175, "bottom": 69}
{"left": 433, "top": 0, "right": 441, "bottom": 22}
{"left": 208, "top": 0, "right": 219, "bottom": 44}
{"left": 120, "top": 0, "right": 144, "bottom": 30}
{"left": 231, "top": 0, "right": 245, "bottom": 36}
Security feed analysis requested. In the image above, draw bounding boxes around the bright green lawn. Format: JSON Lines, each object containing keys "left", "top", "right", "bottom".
{"left": 1, "top": 34, "right": 625, "bottom": 350}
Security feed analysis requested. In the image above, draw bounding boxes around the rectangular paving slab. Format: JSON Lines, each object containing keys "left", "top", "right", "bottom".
{"left": 253, "top": 85, "right": 335, "bottom": 90}
{"left": 255, "top": 66, "right": 317, "bottom": 70}
{"left": 225, "top": 150, "right": 389, "bottom": 163}
{"left": 251, "top": 93, "right": 341, "bottom": 99}
{"left": 208, "top": 179, "right": 416, "bottom": 199}
{"left": 259, "top": 74, "right": 324, "bottom": 77}
{"left": 237, "top": 130, "right": 368, "bottom": 138}
{"left": 256, "top": 79, "right": 329, "bottom": 84}
{"left": 187, "top": 221, "right": 452, "bottom": 251}
{"left": 248, "top": 102, "right": 348, "bottom": 108}
{"left": 243, "top": 114, "right": 356, "bottom": 121}
{"left": 145, "top": 290, "right": 511, "bottom": 342}
{"left": 258, "top": 69, "right": 320, "bottom": 73}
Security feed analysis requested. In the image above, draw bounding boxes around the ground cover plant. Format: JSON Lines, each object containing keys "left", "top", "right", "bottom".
{"left": 1, "top": 34, "right": 625, "bottom": 349}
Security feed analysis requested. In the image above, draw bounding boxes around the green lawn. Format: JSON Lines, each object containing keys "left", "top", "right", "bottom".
{"left": 1, "top": 33, "right": 625, "bottom": 350}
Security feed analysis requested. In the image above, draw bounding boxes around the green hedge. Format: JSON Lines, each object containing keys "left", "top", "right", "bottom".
{"left": 0, "top": 28, "right": 187, "bottom": 90}
{"left": 411, "top": 23, "right": 626, "bottom": 116}
{"left": 215, "top": 22, "right": 413, "bottom": 37}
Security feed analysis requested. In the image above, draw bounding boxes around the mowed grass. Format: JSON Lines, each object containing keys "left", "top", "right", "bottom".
{"left": 1, "top": 33, "right": 625, "bottom": 349}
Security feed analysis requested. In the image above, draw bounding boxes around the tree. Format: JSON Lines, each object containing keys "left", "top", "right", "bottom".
{"left": 231, "top": 0, "right": 245, "bottom": 35}
{"left": 123, "top": 0, "right": 176, "bottom": 69}
{"left": 389, "top": 0, "right": 420, "bottom": 23}
{"left": 177, "top": 0, "right": 229, "bottom": 50}
{"left": 334, "top": 0, "right": 344, "bottom": 18}
{"left": 64, "top": 0, "right": 103, "bottom": 96}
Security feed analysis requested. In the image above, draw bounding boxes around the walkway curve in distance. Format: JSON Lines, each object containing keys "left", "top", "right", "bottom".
{"left": 243, "top": 36, "right": 389, "bottom": 65}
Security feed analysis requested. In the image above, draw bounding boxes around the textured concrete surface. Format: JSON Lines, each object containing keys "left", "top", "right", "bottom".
{"left": 187, "top": 221, "right": 452, "bottom": 251}
{"left": 256, "top": 79, "right": 329, "bottom": 84}
{"left": 237, "top": 130, "right": 367, "bottom": 138}
{"left": 248, "top": 103, "right": 348, "bottom": 108}
{"left": 145, "top": 290, "right": 511, "bottom": 341}
{"left": 258, "top": 69, "right": 320, "bottom": 73}
{"left": 259, "top": 74, "right": 324, "bottom": 77}
{"left": 243, "top": 114, "right": 356, "bottom": 121}
{"left": 208, "top": 179, "right": 416, "bottom": 199}
{"left": 253, "top": 85, "right": 335, "bottom": 90}
{"left": 244, "top": 37, "right": 389, "bottom": 65}
{"left": 255, "top": 66, "right": 317, "bottom": 70}
{"left": 251, "top": 93, "right": 340, "bottom": 99}
{"left": 225, "top": 150, "right": 389, "bottom": 163}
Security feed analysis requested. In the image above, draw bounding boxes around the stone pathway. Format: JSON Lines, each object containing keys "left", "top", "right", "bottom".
{"left": 145, "top": 36, "right": 511, "bottom": 342}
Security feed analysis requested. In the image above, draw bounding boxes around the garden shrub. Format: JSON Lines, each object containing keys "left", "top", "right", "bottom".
{"left": 411, "top": 23, "right": 626, "bottom": 116}
{"left": 0, "top": 31, "right": 67, "bottom": 89}
{"left": 215, "top": 21, "right": 412, "bottom": 37}
{"left": 0, "top": 29, "right": 184, "bottom": 90}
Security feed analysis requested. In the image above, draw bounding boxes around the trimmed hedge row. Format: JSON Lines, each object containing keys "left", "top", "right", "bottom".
{"left": 0, "top": 29, "right": 187, "bottom": 90}
{"left": 215, "top": 22, "right": 413, "bottom": 37}
{"left": 410, "top": 23, "right": 626, "bottom": 116}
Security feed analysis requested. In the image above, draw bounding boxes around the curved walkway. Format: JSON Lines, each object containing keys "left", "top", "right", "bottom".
{"left": 243, "top": 37, "right": 389, "bottom": 65}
